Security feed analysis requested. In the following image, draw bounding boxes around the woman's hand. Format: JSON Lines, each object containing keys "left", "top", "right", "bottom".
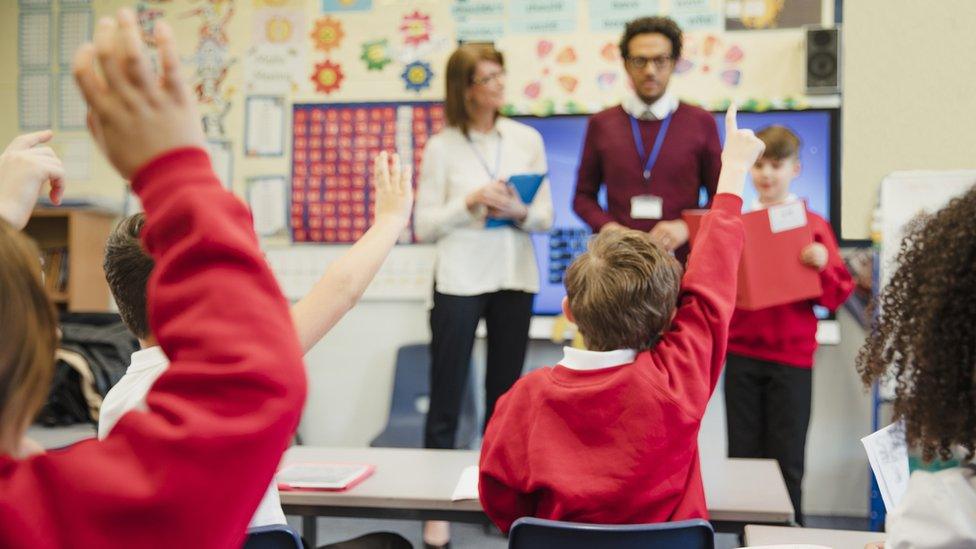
{"left": 486, "top": 184, "right": 528, "bottom": 222}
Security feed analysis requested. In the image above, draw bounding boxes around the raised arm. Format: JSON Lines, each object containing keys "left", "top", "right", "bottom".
{"left": 654, "top": 105, "right": 764, "bottom": 413}
{"left": 0, "top": 12, "right": 305, "bottom": 548}
{"left": 290, "top": 152, "right": 413, "bottom": 351}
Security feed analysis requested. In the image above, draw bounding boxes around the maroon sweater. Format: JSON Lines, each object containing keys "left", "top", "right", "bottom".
{"left": 573, "top": 103, "right": 722, "bottom": 261}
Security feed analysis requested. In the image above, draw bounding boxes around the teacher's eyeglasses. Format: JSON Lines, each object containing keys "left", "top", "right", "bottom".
{"left": 626, "top": 55, "right": 674, "bottom": 71}
{"left": 471, "top": 70, "right": 506, "bottom": 86}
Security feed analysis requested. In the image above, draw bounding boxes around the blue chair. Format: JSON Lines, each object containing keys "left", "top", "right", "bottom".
{"left": 508, "top": 517, "right": 715, "bottom": 549}
{"left": 370, "top": 343, "right": 478, "bottom": 449}
{"left": 243, "top": 524, "right": 303, "bottom": 549}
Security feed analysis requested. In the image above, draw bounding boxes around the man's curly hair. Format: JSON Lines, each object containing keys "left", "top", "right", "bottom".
{"left": 856, "top": 185, "right": 976, "bottom": 463}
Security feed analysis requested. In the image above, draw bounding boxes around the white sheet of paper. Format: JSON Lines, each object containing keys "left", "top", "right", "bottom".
{"left": 245, "top": 96, "right": 285, "bottom": 156}
{"left": 768, "top": 200, "right": 807, "bottom": 233}
{"left": 451, "top": 465, "right": 479, "bottom": 501}
{"left": 248, "top": 176, "right": 287, "bottom": 237}
{"left": 205, "top": 140, "right": 233, "bottom": 190}
{"left": 861, "top": 422, "right": 910, "bottom": 512}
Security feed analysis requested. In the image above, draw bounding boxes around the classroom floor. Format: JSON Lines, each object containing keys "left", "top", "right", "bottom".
{"left": 291, "top": 515, "right": 871, "bottom": 549}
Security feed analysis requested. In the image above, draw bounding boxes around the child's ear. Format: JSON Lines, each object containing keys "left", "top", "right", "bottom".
{"left": 561, "top": 296, "right": 575, "bottom": 324}
{"left": 792, "top": 159, "right": 802, "bottom": 177}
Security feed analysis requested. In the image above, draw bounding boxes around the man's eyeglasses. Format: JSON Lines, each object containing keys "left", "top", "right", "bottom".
{"left": 625, "top": 55, "right": 674, "bottom": 70}
{"left": 471, "top": 70, "right": 506, "bottom": 86}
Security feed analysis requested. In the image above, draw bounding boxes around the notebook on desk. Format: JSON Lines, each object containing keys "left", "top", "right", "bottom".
{"left": 276, "top": 462, "right": 375, "bottom": 491}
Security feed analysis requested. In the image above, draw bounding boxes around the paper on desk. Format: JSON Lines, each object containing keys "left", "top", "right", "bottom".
{"left": 861, "top": 422, "right": 910, "bottom": 512}
{"left": 451, "top": 465, "right": 479, "bottom": 501}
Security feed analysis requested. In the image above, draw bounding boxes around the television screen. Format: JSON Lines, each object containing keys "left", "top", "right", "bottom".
{"left": 514, "top": 109, "right": 838, "bottom": 316}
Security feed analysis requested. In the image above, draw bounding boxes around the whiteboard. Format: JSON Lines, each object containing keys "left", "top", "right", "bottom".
{"left": 880, "top": 170, "right": 976, "bottom": 287}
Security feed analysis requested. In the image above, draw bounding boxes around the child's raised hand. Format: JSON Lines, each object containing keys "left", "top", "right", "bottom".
{"left": 0, "top": 131, "right": 66, "bottom": 229}
{"left": 72, "top": 9, "right": 205, "bottom": 180}
{"left": 800, "top": 242, "right": 828, "bottom": 271}
{"left": 372, "top": 151, "right": 413, "bottom": 225}
{"left": 721, "top": 104, "right": 766, "bottom": 174}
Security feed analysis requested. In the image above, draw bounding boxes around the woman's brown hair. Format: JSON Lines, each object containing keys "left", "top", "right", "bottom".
{"left": 0, "top": 220, "right": 58, "bottom": 454}
{"left": 444, "top": 43, "right": 504, "bottom": 136}
{"left": 857, "top": 186, "right": 976, "bottom": 463}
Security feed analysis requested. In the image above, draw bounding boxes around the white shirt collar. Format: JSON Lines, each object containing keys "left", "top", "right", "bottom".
{"left": 127, "top": 345, "right": 169, "bottom": 374}
{"left": 622, "top": 89, "right": 678, "bottom": 121}
{"left": 750, "top": 193, "right": 800, "bottom": 212}
{"left": 559, "top": 346, "right": 637, "bottom": 371}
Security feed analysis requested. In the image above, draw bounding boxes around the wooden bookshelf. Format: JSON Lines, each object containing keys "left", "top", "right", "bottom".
{"left": 23, "top": 208, "right": 118, "bottom": 312}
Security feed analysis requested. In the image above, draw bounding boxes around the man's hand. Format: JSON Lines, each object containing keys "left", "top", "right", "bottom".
{"left": 800, "top": 242, "right": 829, "bottom": 271}
{"left": 716, "top": 104, "right": 766, "bottom": 197}
{"left": 372, "top": 151, "right": 413, "bottom": 225}
{"left": 649, "top": 219, "right": 689, "bottom": 251}
{"left": 0, "top": 131, "right": 65, "bottom": 229}
{"left": 73, "top": 9, "right": 205, "bottom": 180}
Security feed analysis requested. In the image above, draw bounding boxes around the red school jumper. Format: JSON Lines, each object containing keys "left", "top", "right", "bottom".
{"left": 479, "top": 193, "right": 744, "bottom": 533}
{"left": 728, "top": 211, "right": 854, "bottom": 367}
{"left": 0, "top": 149, "right": 306, "bottom": 549}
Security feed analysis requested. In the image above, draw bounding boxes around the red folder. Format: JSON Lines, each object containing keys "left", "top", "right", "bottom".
{"left": 683, "top": 203, "right": 822, "bottom": 310}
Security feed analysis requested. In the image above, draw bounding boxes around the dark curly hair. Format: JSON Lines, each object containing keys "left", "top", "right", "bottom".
{"left": 619, "top": 16, "right": 683, "bottom": 61}
{"left": 856, "top": 186, "right": 976, "bottom": 463}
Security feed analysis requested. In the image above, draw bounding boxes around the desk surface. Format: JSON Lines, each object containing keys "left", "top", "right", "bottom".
{"left": 744, "top": 525, "right": 884, "bottom": 547}
{"left": 279, "top": 447, "right": 794, "bottom": 524}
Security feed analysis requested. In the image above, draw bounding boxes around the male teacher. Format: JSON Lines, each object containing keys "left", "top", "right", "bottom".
{"left": 573, "top": 16, "right": 721, "bottom": 262}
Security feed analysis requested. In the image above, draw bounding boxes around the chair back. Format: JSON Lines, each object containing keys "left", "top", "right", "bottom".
{"left": 508, "top": 517, "right": 715, "bottom": 549}
{"left": 243, "top": 524, "right": 303, "bottom": 549}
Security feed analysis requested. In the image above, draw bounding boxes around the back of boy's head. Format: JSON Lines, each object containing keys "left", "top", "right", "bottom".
{"left": 0, "top": 220, "right": 57, "bottom": 451}
{"left": 565, "top": 229, "right": 683, "bottom": 352}
{"left": 103, "top": 213, "right": 153, "bottom": 340}
{"left": 756, "top": 125, "right": 800, "bottom": 161}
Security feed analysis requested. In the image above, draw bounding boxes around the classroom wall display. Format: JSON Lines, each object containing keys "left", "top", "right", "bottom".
{"left": 290, "top": 102, "right": 445, "bottom": 244}
{"left": 725, "top": 0, "right": 823, "bottom": 31}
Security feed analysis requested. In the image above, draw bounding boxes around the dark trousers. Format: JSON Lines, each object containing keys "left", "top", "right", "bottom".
{"left": 424, "top": 289, "right": 534, "bottom": 449}
{"left": 724, "top": 353, "right": 813, "bottom": 525}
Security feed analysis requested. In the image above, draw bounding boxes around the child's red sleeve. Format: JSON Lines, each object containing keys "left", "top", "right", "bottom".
{"left": 0, "top": 148, "right": 306, "bottom": 549}
{"left": 814, "top": 218, "right": 855, "bottom": 311}
{"left": 653, "top": 193, "right": 744, "bottom": 415}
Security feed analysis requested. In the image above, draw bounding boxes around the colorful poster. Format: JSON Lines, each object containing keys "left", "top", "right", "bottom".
{"left": 589, "top": 0, "right": 661, "bottom": 33}
{"left": 725, "top": 0, "right": 823, "bottom": 30}
{"left": 290, "top": 102, "right": 445, "bottom": 244}
{"left": 245, "top": 44, "right": 303, "bottom": 94}
{"left": 451, "top": 0, "right": 505, "bottom": 42}
{"left": 253, "top": 8, "right": 304, "bottom": 47}
{"left": 510, "top": 0, "right": 578, "bottom": 34}
{"left": 321, "top": 0, "right": 372, "bottom": 12}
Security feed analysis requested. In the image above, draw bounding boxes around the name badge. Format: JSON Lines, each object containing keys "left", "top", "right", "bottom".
{"left": 768, "top": 201, "right": 807, "bottom": 233}
{"left": 631, "top": 195, "right": 663, "bottom": 220}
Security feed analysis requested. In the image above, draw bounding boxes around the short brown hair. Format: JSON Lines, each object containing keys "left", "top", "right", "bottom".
{"left": 756, "top": 125, "right": 801, "bottom": 160}
{"left": 565, "top": 229, "right": 683, "bottom": 352}
{"left": 444, "top": 44, "right": 504, "bottom": 136}
{"left": 104, "top": 213, "right": 154, "bottom": 339}
{"left": 0, "top": 220, "right": 58, "bottom": 452}
{"left": 619, "top": 17, "right": 683, "bottom": 61}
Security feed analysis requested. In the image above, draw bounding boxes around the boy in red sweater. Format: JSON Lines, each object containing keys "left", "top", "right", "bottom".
{"left": 478, "top": 107, "right": 765, "bottom": 533}
{"left": 725, "top": 126, "right": 854, "bottom": 526}
{"left": 0, "top": 12, "right": 306, "bottom": 548}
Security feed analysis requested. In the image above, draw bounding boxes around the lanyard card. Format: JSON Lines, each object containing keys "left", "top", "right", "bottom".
{"left": 631, "top": 195, "right": 663, "bottom": 220}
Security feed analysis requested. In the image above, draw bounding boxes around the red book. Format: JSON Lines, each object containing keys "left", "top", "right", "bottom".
{"left": 684, "top": 201, "right": 821, "bottom": 310}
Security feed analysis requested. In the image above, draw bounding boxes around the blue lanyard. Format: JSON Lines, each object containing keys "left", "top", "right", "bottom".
{"left": 466, "top": 133, "right": 502, "bottom": 181}
{"left": 629, "top": 112, "right": 673, "bottom": 183}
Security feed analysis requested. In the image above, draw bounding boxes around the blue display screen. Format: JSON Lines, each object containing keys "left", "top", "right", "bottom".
{"left": 514, "top": 109, "right": 837, "bottom": 315}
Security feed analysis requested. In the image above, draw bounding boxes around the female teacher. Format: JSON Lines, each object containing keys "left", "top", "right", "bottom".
{"left": 413, "top": 43, "right": 553, "bottom": 548}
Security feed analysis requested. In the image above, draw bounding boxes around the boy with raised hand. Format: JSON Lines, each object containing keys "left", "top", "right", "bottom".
{"left": 478, "top": 106, "right": 764, "bottom": 532}
{"left": 0, "top": 10, "right": 305, "bottom": 548}
{"left": 99, "top": 150, "right": 413, "bottom": 529}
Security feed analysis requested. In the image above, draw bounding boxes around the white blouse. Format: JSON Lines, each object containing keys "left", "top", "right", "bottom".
{"left": 414, "top": 117, "right": 553, "bottom": 297}
{"left": 885, "top": 466, "right": 976, "bottom": 548}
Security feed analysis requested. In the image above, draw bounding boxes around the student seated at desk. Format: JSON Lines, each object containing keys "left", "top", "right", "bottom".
{"left": 478, "top": 107, "right": 765, "bottom": 533}
{"left": 857, "top": 186, "right": 976, "bottom": 549}
{"left": 724, "top": 125, "right": 854, "bottom": 525}
{"left": 0, "top": 11, "right": 305, "bottom": 547}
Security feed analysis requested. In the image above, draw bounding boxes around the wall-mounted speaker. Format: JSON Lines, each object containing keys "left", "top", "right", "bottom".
{"left": 805, "top": 26, "right": 841, "bottom": 95}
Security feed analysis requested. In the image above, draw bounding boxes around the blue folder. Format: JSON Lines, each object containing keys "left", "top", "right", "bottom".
{"left": 485, "top": 173, "right": 546, "bottom": 228}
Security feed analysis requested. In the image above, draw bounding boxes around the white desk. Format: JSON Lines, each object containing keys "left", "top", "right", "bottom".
{"left": 744, "top": 525, "right": 884, "bottom": 548}
{"left": 279, "top": 447, "right": 795, "bottom": 546}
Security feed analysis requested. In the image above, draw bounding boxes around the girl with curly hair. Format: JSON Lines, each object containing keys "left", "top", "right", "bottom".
{"left": 857, "top": 185, "right": 976, "bottom": 547}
